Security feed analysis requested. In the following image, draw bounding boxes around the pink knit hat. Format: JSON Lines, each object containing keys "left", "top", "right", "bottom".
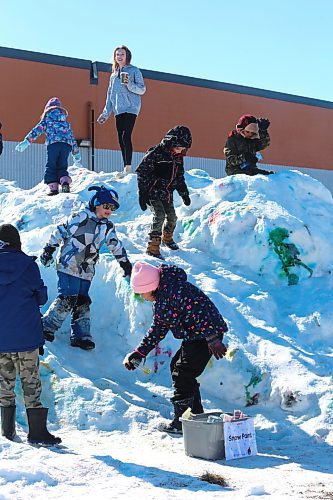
{"left": 131, "top": 261, "right": 160, "bottom": 293}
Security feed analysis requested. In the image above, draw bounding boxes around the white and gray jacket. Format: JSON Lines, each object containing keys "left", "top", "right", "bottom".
{"left": 101, "top": 65, "right": 146, "bottom": 119}
{"left": 48, "top": 210, "right": 129, "bottom": 281}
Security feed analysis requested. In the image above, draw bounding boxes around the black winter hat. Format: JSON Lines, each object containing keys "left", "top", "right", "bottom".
{"left": 0, "top": 224, "right": 21, "bottom": 250}
{"left": 161, "top": 125, "right": 192, "bottom": 149}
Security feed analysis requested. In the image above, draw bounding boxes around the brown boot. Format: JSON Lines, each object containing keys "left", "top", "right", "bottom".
{"left": 146, "top": 236, "right": 164, "bottom": 260}
{"left": 162, "top": 231, "right": 179, "bottom": 250}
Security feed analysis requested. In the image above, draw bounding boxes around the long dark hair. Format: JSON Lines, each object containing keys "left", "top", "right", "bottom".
{"left": 112, "top": 45, "right": 132, "bottom": 74}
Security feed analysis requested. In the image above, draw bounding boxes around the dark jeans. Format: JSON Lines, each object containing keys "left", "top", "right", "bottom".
{"left": 115, "top": 113, "right": 137, "bottom": 166}
{"left": 149, "top": 199, "right": 177, "bottom": 237}
{"left": 44, "top": 142, "right": 72, "bottom": 184}
{"left": 170, "top": 339, "right": 212, "bottom": 402}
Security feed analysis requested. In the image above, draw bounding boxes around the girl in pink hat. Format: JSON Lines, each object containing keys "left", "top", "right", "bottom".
{"left": 124, "top": 261, "right": 228, "bottom": 434}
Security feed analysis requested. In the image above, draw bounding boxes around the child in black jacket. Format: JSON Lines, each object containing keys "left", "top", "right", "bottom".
{"left": 136, "top": 125, "right": 192, "bottom": 259}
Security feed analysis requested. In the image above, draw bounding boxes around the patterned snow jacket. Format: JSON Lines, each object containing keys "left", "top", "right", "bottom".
{"left": 101, "top": 65, "right": 146, "bottom": 119}
{"left": 136, "top": 264, "right": 228, "bottom": 357}
{"left": 0, "top": 248, "right": 47, "bottom": 352}
{"left": 46, "top": 209, "right": 130, "bottom": 281}
{"left": 224, "top": 129, "right": 270, "bottom": 175}
{"left": 136, "top": 126, "right": 191, "bottom": 203}
{"left": 25, "top": 107, "right": 79, "bottom": 154}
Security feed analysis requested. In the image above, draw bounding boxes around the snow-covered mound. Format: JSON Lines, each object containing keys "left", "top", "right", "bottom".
{"left": 0, "top": 166, "right": 332, "bottom": 442}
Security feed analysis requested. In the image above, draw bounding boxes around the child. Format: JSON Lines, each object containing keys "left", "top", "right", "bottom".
{"left": 15, "top": 97, "right": 81, "bottom": 195}
{"left": 0, "top": 224, "right": 61, "bottom": 445}
{"left": 40, "top": 185, "right": 132, "bottom": 350}
{"left": 136, "top": 125, "right": 192, "bottom": 259}
{"left": 124, "top": 261, "right": 228, "bottom": 434}
{"left": 224, "top": 114, "right": 273, "bottom": 176}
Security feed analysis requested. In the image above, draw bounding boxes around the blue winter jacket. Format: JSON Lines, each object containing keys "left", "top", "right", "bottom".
{"left": 136, "top": 265, "right": 228, "bottom": 357}
{"left": 0, "top": 248, "right": 47, "bottom": 352}
{"left": 101, "top": 65, "right": 146, "bottom": 118}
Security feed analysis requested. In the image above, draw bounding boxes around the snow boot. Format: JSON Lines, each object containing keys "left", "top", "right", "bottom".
{"left": 70, "top": 338, "right": 95, "bottom": 350}
{"left": 26, "top": 407, "right": 61, "bottom": 445}
{"left": 47, "top": 182, "right": 59, "bottom": 196}
{"left": 162, "top": 230, "right": 179, "bottom": 250}
{"left": 159, "top": 397, "right": 194, "bottom": 435}
{"left": 146, "top": 236, "right": 164, "bottom": 260}
{"left": 1, "top": 406, "right": 16, "bottom": 440}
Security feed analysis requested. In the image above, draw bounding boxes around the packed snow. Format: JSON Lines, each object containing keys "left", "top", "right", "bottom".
{"left": 0, "top": 166, "right": 332, "bottom": 499}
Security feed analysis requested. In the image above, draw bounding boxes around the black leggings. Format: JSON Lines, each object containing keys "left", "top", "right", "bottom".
{"left": 115, "top": 113, "right": 137, "bottom": 166}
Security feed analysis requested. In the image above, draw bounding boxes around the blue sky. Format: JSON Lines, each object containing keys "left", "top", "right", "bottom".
{"left": 1, "top": 0, "right": 332, "bottom": 101}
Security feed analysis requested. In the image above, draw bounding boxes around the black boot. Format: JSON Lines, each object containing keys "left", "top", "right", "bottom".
{"left": 159, "top": 397, "right": 194, "bottom": 435}
{"left": 26, "top": 407, "right": 62, "bottom": 445}
{"left": 1, "top": 406, "right": 16, "bottom": 440}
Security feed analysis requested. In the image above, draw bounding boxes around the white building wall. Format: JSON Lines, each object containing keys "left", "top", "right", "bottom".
{"left": 1, "top": 141, "right": 333, "bottom": 194}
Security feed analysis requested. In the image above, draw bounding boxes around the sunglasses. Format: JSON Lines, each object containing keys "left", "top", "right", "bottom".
{"left": 101, "top": 203, "right": 117, "bottom": 211}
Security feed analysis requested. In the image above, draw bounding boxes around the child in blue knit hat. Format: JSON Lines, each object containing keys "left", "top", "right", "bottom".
{"left": 15, "top": 97, "right": 81, "bottom": 196}
{"left": 39, "top": 185, "right": 132, "bottom": 350}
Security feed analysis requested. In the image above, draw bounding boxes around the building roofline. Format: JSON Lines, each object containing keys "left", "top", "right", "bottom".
{"left": 1, "top": 45, "right": 333, "bottom": 110}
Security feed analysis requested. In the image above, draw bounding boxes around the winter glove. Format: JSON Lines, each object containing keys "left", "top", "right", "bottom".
{"left": 243, "top": 152, "right": 258, "bottom": 165}
{"left": 257, "top": 118, "right": 270, "bottom": 131}
{"left": 182, "top": 195, "right": 191, "bottom": 206}
{"left": 139, "top": 192, "right": 149, "bottom": 211}
{"left": 119, "top": 260, "right": 132, "bottom": 278}
{"left": 206, "top": 333, "right": 227, "bottom": 360}
{"left": 40, "top": 245, "right": 56, "bottom": 267}
{"left": 15, "top": 139, "right": 30, "bottom": 152}
{"left": 123, "top": 351, "right": 145, "bottom": 370}
{"left": 72, "top": 152, "right": 81, "bottom": 165}
{"left": 97, "top": 115, "right": 107, "bottom": 125}
{"left": 39, "top": 346, "right": 44, "bottom": 356}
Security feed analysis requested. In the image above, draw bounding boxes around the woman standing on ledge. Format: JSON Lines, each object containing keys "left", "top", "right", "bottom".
{"left": 97, "top": 45, "right": 146, "bottom": 176}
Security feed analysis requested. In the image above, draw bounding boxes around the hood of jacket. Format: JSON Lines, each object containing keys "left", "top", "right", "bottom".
{"left": 0, "top": 249, "right": 32, "bottom": 285}
{"left": 158, "top": 264, "right": 187, "bottom": 290}
{"left": 44, "top": 107, "right": 68, "bottom": 122}
{"left": 160, "top": 126, "right": 192, "bottom": 149}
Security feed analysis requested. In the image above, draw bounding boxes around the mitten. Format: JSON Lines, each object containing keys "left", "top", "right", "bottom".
{"left": 123, "top": 351, "right": 145, "bottom": 370}
{"left": 119, "top": 260, "right": 132, "bottom": 278}
{"left": 97, "top": 115, "right": 107, "bottom": 125}
{"left": 206, "top": 333, "right": 227, "bottom": 360}
{"left": 40, "top": 245, "right": 56, "bottom": 267}
{"left": 15, "top": 139, "right": 30, "bottom": 152}
{"left": 72, "top": 152, "right": 81, "bottom": 165}
{"left": 139, "top": 193, "right": 149, "bottom": 211}
{"left": 182, "top": 195, "right": 191, "bottom": 206}
{"left": 257, "top": 118, "right": 270, "bottom": 131}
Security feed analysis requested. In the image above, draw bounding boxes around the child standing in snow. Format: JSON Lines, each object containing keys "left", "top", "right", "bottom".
{"left": 40, "top": 185, "right": 132, "bottom": 350}
{"left": 97, "top": 45, "right": 146, "bottom": 175}
{"left": 15, "top": 97, "right": 81, "bottom": 195}
{"left": 0, "top": 224, "right": 61, "bottom": 445}
{"left": 136, "top": 125, "right": 192, "bottom": 259}
{"left": 224, "top": 114, "right": 273, "bottom": 176}
{"left": 124, "top": 261, "right": 228, "bottom": 434}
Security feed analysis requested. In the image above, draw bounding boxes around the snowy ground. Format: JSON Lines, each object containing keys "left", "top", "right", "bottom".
{"left": 0, "top": 166, "right": 332, "bottom": 499}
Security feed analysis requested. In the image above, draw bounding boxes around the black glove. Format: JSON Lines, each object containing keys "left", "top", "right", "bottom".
{"left": 39, "top": 346, "right": 44, "bottom": 356}
{"left": 123, "top": 351, "right": 145, "bottom": 370}
{"left": 40, "top": 245, "right": 56, "bottom": 267}
{"left": 206, "top": 333, "right": 227, "bottom": 360}
{"left": 139, "top": 193, "right": 149, "bottom": 211}
{"left": 119, "top": 260, "right": 132, "bottom": 278}
{"left": 182, "top": 195, "right": 191, "bottom": 206}
{"left": 243, "top": 152, "right": 258, "bottom": 165}
{"left": 257, "top": 118, "right": 270, "bottom": 131}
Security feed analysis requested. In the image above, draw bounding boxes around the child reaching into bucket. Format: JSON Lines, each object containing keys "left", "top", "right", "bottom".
{"left": 15, "top": 97, "right": 81, "bottom": 196}
{"left": 123, "top": 261, "right": 228, "bottom": 434}
{"left": 40, "top": 185, "right": 132, "bottom": 350}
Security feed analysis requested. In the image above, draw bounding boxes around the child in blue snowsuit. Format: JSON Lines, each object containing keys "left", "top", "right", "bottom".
{"left": 40, "top": 185, "right": 132, "bottom": 350}
{"left": 15, "top": 97, "right": 81, "bottom": 196}
{"left": 124, "top": 261, "right": 228, "bottom": 433}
